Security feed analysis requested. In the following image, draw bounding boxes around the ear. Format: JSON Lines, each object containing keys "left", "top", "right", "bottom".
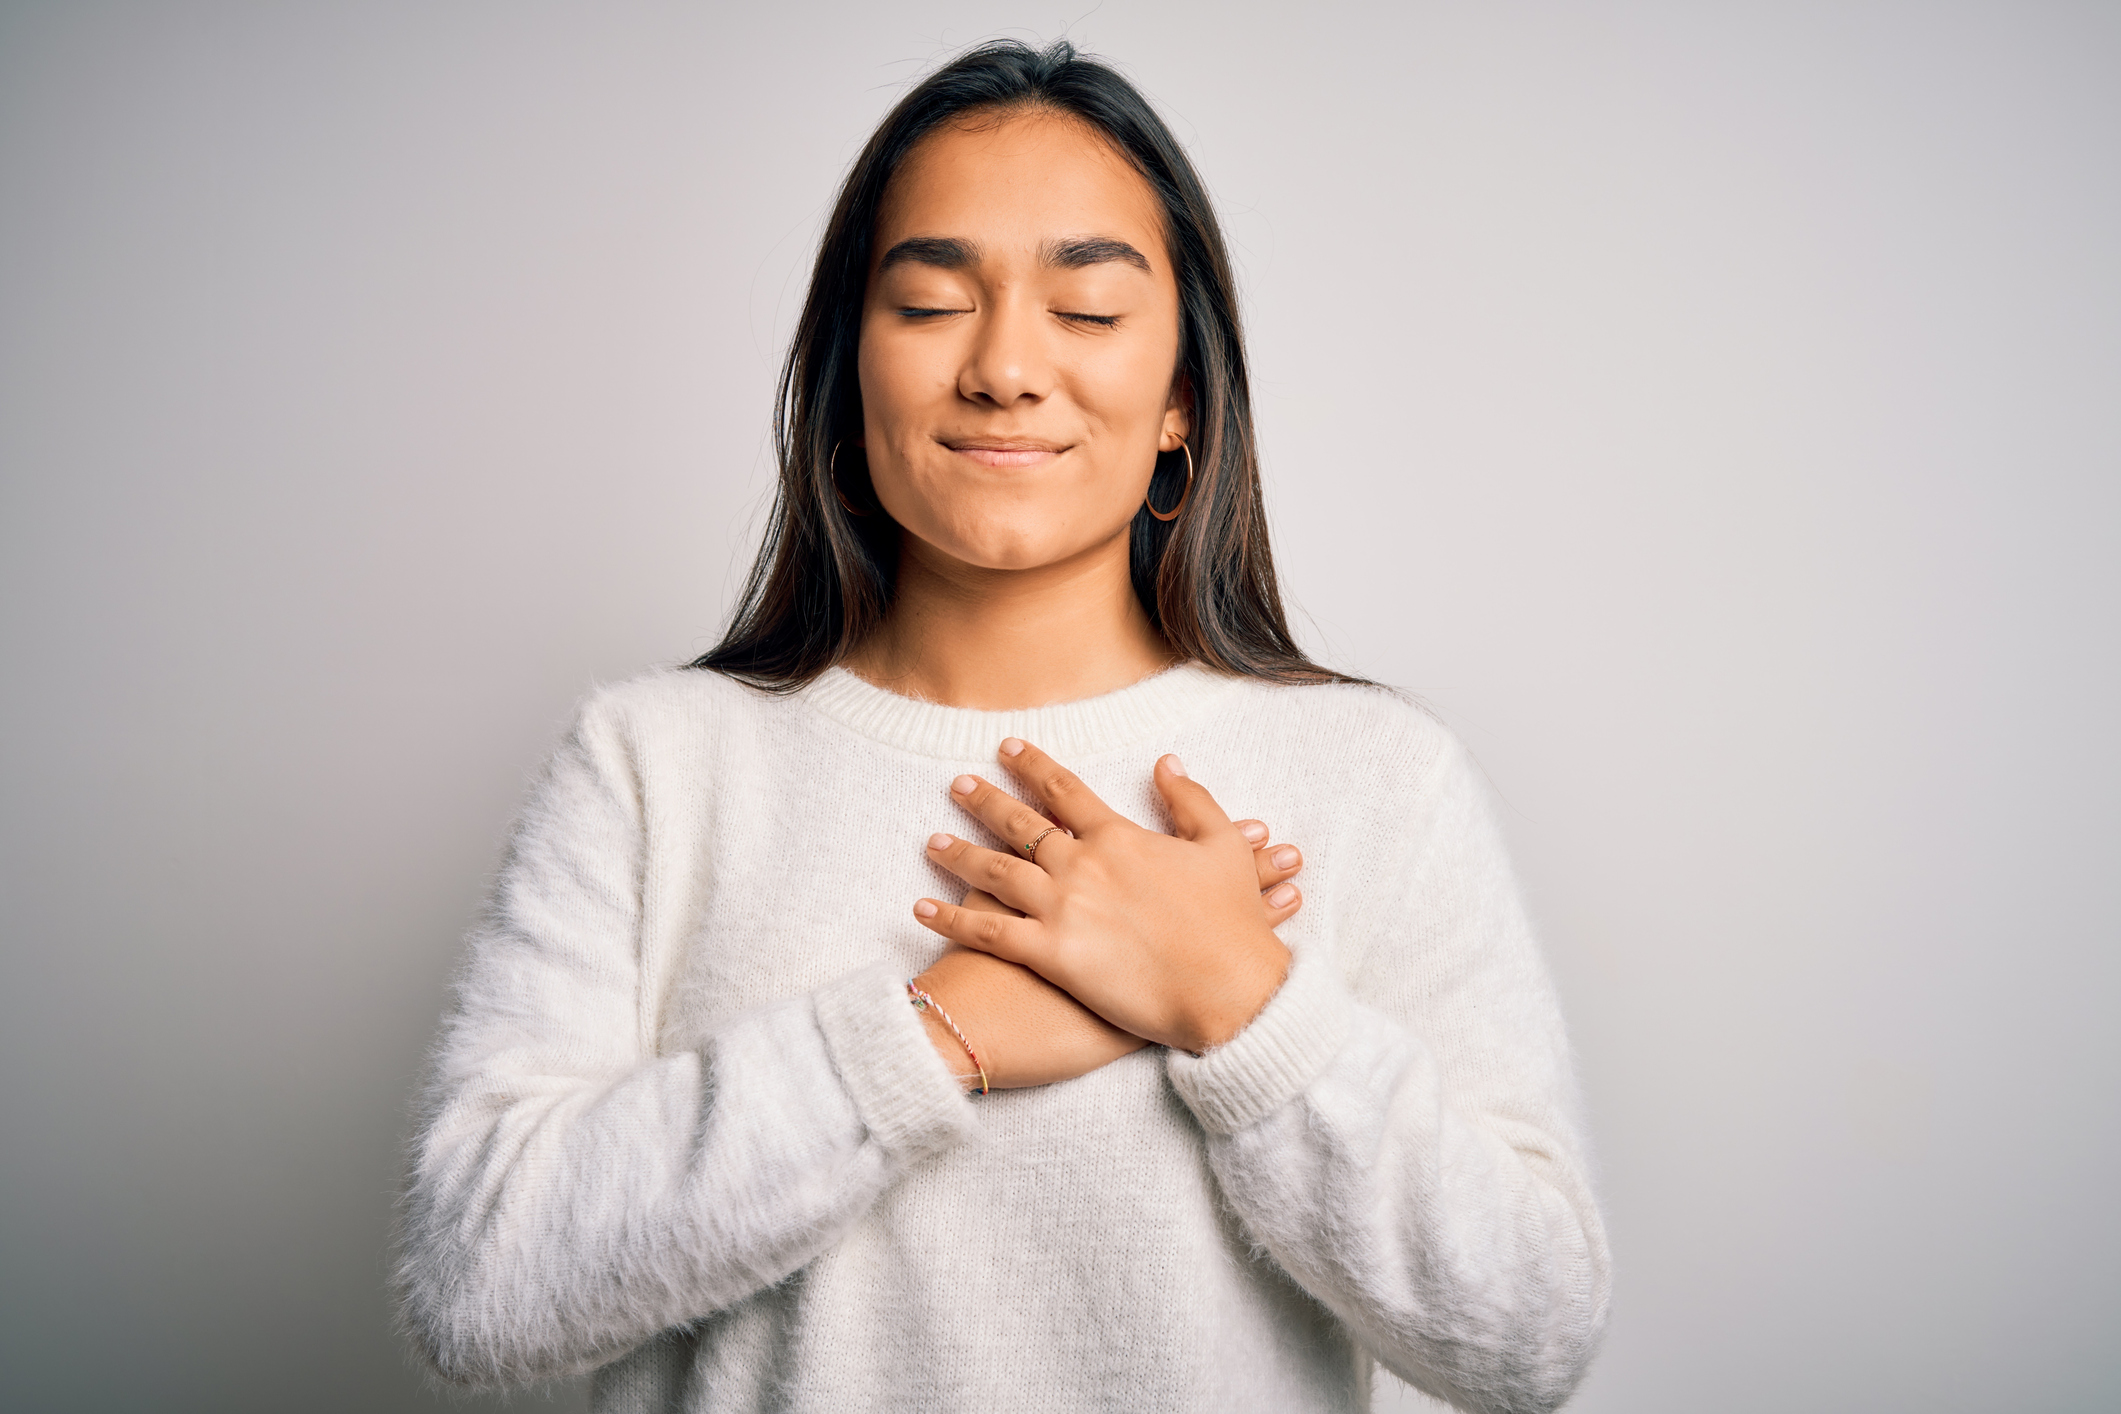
{"left": 1161, "top": 375, "right": 1194, "bottom": 451}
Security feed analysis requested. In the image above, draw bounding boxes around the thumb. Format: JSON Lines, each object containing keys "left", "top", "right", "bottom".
{"left": 1154, "top": 754, "right": 1231, "bottom": 841}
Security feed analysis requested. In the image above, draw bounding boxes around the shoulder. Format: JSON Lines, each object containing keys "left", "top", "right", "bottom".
{"left": 542, "top": 665, "right": 812, "bottom": 794}
{"left": 567, "top": 663, "right": 779, "bottom": 742}
{"left": 1209, "top": 673, "right": 1471, "bottom": 798}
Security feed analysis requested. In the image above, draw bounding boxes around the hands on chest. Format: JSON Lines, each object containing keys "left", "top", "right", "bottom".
{"left": 908, "top": 738, "right": 1304, "bottom": 1089}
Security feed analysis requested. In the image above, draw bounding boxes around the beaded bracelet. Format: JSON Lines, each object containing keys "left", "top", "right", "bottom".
{"left": 905, "top": 981, "right": 989, "bottom": 1095}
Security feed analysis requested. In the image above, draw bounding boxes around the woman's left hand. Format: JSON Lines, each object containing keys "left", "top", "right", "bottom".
{"left": 915, "top": 739, "right": 1292, "bottom": 1054}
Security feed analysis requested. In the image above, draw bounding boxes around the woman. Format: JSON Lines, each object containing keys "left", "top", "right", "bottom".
{"left": 399, "top": 39, "right": 1609, "bottom": 1414}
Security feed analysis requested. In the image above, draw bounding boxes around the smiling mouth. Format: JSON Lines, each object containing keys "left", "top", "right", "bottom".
{"left": 943, "top": 439, "right": 1070, "bottom": 469}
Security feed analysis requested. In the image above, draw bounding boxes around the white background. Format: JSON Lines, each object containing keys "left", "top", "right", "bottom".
{"left": 2, "top": 3, "right": 2114, "bottom": 1410}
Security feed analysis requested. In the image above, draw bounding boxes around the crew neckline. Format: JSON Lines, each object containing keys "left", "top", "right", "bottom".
{"left": 799, "top": 661, "right": 1242, "bottom": 760}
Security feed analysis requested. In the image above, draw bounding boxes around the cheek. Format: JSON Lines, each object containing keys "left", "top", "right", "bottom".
{"left": 854, "top": 333, "right": 954, "bottom": 533}
{"left": 1074, "top": 347, "right": 1180, "bottom": 460}
{"left": 1084, "top": 312, "right": 1181, "bottom": 406}
{"left": 859, "top": 332, "right": 961, "bottom": 466}
{"left": 856, "top": 326, "right": 912, "bottom": 433}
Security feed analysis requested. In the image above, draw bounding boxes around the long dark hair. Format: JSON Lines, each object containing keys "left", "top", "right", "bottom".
{"left": 696, "top": 39, "right": 1357, "bottom": 690}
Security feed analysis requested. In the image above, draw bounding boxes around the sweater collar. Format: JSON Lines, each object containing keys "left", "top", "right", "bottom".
{"left": 799, "top": 660, "right": 1241, "bottom": 761}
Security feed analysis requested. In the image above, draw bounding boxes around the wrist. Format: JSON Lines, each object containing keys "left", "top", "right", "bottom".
{"left": 915, "top": 1005, "right": 984, "bottom": 1090}
{"left": 1180, "top": 934, "right": 1291, "bottom": 1054}
{"left": 906, "top": 975, "right": 989, "bottom": 1093}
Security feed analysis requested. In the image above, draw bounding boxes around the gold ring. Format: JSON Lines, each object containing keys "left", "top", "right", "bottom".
{"left": 1023, "top": 826, "right": 1064, "bottom": 863}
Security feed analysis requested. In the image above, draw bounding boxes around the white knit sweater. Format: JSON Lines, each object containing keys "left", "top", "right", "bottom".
{"left": 398, "top": 662, "right": 1610, "bottom": 1413}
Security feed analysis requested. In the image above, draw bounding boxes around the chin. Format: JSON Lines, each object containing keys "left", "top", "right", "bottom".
{"left": 892, "top": 490, "right": 1137, "bottom": 575}
{"left": 945, "top": 535, "right": 1075, "bottom": 573}
{"left": 912, "top": 505, "right": 1078, "bottom": 572}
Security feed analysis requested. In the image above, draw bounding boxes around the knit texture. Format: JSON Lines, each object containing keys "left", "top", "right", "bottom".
{"left": 397, "top": 662, "right": 1610, "bottom": 1412}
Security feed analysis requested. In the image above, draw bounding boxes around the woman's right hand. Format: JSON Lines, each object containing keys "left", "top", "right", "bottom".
{"left": 910, "top": 820, "right": 1306, "bottom": 1089}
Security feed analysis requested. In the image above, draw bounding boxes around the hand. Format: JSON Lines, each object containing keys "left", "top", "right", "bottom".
{"left": 915, "top": 740, "right": 1296, "bottom": 1054}
{"left": 911, "top": 823, "right": 1308, "bottom": 1087}
{"left": 912, "top": 891, "right": 1145, "bottom": 1090}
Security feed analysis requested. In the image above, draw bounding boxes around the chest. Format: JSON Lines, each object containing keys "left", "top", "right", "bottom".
{"left": 641, "top": 717, "right": 1360, "bottom": 1053}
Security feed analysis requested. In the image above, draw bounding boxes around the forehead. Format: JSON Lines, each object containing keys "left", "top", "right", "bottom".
{"left": 875, "top": 109, "right": 1168, "bottom": 264}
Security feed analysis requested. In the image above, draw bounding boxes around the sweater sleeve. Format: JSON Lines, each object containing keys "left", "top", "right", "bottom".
{"left": 396, "top": 693, "right": 974, "bottom": 1389}
{"left": 1165, "top": 733, "right": 1610, "bottom": 1414}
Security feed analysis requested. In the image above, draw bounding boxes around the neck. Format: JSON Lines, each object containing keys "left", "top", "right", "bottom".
{"left": 846, "top": 527, "right": 1176, "bottom": 711}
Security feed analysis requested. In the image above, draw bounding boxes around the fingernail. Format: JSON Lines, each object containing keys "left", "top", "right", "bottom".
{"left": 929, "top": 833, "right": 954, "bottom": 851}
{"left": 1267, "top": 884, "right": 1296, "bottom": 907}
{"left": 1272, "top": 846, "right": 1299, "bottom": 869}
{"left": 914, "top": 900, "right": 939, "bottom": 919}
{"left": 1239, "top": 821, "right": 1267, "bottom": 843}
{"left": 1000, "top": 738, "right": 1026, "bottom": 757}
{"left": 952, "top": 775, "right": 978, "bottom": 795}
{"left": 1163, "top": 754, "right": 1187, "bottom": 778}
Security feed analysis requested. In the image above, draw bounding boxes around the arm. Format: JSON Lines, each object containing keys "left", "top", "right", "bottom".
{"left": 913, "top": 735, "right": 1609, "bottom": 1414}
{"left": 909, "top": 824, "right": 1310, "bottom": 1088}
{"left": 396, "top": 695, "right": 972, "bottom": 1388}
{"left": 1165, "top": 739, "right": 1609, "bottom": 1412}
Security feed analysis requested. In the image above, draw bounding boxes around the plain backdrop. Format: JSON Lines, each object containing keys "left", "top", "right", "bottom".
{"left": 2, "top": 2, "right": 2115, "bottom": 1411}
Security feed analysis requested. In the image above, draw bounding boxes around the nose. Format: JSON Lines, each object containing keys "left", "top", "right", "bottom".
{"left": 958, "top": 293, "right": 1052, "bottom": 408}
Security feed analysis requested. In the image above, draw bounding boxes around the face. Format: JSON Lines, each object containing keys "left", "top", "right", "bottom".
{"left": 857, "top": 108, "right": 1189, "bottom": 574}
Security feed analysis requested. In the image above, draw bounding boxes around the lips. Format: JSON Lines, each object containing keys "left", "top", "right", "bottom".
{"left": 944, "top": 438, "right": 1068, "bottom": 469}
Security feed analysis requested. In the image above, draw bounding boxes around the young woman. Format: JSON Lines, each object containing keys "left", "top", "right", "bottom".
{"left": 400, "top": 40, "right": 1609, "bottom": 1414}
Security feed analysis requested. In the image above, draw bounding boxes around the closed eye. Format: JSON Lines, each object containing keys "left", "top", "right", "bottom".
{"left": 1057, "top": 312, "right": 1121, "bottom": 328}
{"left": 898, "top": 307, "right": 967, "bottom": 319}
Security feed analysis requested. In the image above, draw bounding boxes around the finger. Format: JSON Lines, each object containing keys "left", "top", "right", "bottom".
{"left": 947, "top": 773, "right": 1074, "bottom": 863}
{"left": 996, "top": 739, "right": 1122, "bottom": 837}
{"left": 927, "top": 832, "right": 1058, "bottom": 916}
{"left": 958, "top": 887, "right": 1022, "bottom": 918}
{"left": 1235, "top": 819, "right": 1270, "bottom": 846}
{"left": 1261, "top": 882, "right": 1302, "bottom": 928}
{"left": 913, "top": 896, "right": 1047, "bottom": 969}
{"left": 1254, "top": 842, "right": 1303, "bottom": 892}
{"left": 1152, "top": 754, "right": 1236, "bottom": 842}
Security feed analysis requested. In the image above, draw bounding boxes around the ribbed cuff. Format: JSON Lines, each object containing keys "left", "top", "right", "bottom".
{"left": 813, "top": 963, "right": 974, "bottom": 1164}
{"left": 1166, "top": 948, "right": 1355, "bottom": 1135}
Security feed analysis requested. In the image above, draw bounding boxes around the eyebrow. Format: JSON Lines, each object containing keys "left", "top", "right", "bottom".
{"left": 877, "top": 236, "right": 980, "bottom": 271}
{"left": 875, "top": 233, "right": 1153, "bottom": 275}
{"left": 1042, "top": 235, "right": 1152, "bottom": 273}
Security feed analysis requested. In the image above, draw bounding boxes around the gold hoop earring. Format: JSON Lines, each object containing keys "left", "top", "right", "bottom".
{"left": 830, "top": 442, "right": 869, "bottom": 517}
{"left": 1146, "top": 440, "right": 1193, "bottom": 521}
